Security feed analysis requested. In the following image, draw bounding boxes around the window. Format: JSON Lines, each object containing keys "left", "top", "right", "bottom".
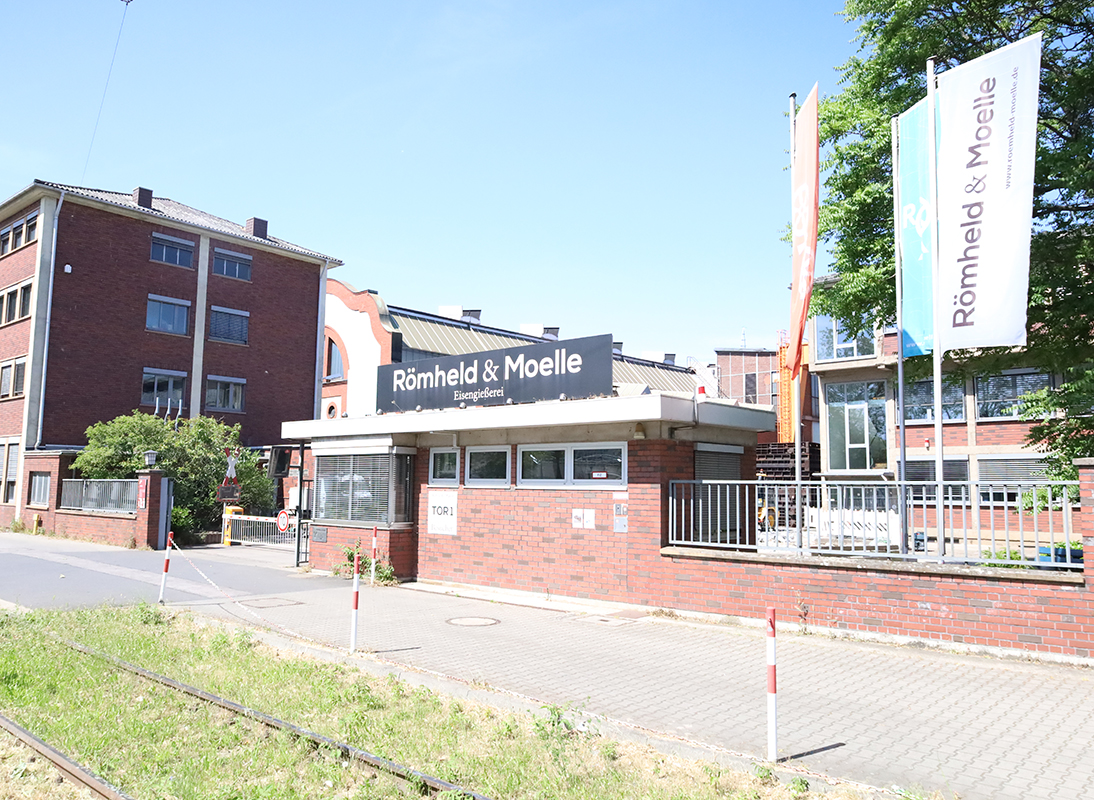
{"left": 314, "top": 453, "right": 415, "bottom": 525}
{"left": 0, "top": 229, "right": 7, "bottom": 255}
{"left": 0, "top": 357, "right": 26, "bottom": 399}
{"left": 465, "top": 447, "right": 510, "bottom": 487}
{"left": 744, "top": 373, "right": 757, "bottom": 404}
{"left": 0, "top": 213, "right": 32, "bottom": 256}
{"left": 517, "top": 443, "right": 627, "bottom": 487}
{"left": 815, "top": 315, "right": 875, "bottom": 361}
{"left": 141, "top": 369, "right": 186, "bottom": 410}
{"left": 3, "top": 441, "right": 18, "bottom": 503}
{"left": 903, "top": 459, "right": 969, "bottom": 500}
{"left": 326, "top": 339, "right": 344, "bottom": 380}
{"left": 0, "top": 280, "right": 32, "bottom": 325}
{"left": 29, "top": 472, "right": 50, "bottom": 506}
{"left": 24, "top": 213, "right": 36, "bottom": 244}
{"left": 213, "top": 249, "right": 252, "bottom": 281}
{"left": 209, "top": 306, "right": 249, "bottom": 344}
{"left": 904, "top": 376, "right": 964, "bottom": 422}
{"left": 977, "top": 456, "right": 1049, "bottom": 504}
{"left": 826, "top": 381, "right": 887, "bottom": 470}
{"left": 146, "top": 295, "right": 190, "bottom": 335}
{"left": 429, "top": 448, "right": 459, "bottom": 486}
{"left": 975, "top": 372, "right": 1051, "bottom": 419}
{"left": 206, "top": 376, "right": 245, "bottom": 412}
{"left": 150, "top": 233, "right": 194, "bottom": 268}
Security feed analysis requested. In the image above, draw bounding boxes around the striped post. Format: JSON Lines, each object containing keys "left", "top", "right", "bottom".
{"left": 157, "top": 532, "right": 174, "bottom": 605}
{"left": 767, "top": 606, "right": 778, "bottom": 762}
{"left": 349, "top": 551, "right": 361, "bottom": 653}
{"left": 370, "top": 526, "right": 378, "bottom": 586}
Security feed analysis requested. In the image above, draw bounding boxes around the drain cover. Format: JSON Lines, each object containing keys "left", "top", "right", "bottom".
{"left": 446, "top": 617, "right": 500, "bottom": 627}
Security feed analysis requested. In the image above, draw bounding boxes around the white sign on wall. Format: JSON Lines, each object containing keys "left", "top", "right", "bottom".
{"left": 428, "top": 490, "right": 458, "bottom": 535}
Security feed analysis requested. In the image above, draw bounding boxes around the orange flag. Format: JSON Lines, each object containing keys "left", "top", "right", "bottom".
{"left": 788, "top": 84, "right": 819, "bottom": 379}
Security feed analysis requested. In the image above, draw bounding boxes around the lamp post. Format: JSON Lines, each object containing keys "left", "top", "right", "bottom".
{"left": 143, "top": 450, "right": 158, "bottom": 467}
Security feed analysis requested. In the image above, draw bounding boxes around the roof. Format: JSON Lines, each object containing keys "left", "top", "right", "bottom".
{"left": 389, "top": 306, "right": 542, "bottom": 355}
{"left": 385, "top": 304, "right": 697, "bottom": 394}
{"left": 35, "top": 180, "right": 342, "bottom": 265}
{"left": 284, "top": 392, "right": 775, "bottom": 443}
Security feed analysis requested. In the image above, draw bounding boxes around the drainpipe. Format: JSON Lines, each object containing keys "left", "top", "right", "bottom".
{"left": 314, "top": 260, "right": 328, "bottom": 419}
{"left": 36, "top": 190, "right": 65, "bottom": 449}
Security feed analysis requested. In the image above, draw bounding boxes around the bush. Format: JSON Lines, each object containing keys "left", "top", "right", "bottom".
{"left": 73, "top": 412, "right": 274, "bottom": 535}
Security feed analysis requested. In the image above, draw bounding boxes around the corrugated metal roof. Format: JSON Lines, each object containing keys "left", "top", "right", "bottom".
{"left": 37, "top": 181, "right": 341, "bottom": 264}
{"left": 613, "top": 359, "right": 696, "bottom": 393}
{"left": 390, "top": 308, "right": 543, "bottom": 356}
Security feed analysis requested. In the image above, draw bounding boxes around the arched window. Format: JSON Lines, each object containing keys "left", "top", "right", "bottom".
{"left": 326, "top": 339, "right": 344, "bottom": 380}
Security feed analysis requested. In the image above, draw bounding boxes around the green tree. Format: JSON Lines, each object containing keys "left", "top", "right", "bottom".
{"left": 815, "top": 0, "right": 1094, "bottom": 471}
{"left": 73, "top": 412, "right": 275, "bottom": 538}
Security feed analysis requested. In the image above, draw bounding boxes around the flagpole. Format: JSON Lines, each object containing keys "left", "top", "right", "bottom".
{"left": 891, "top": 115, "right": 909, "bottom": 554}
{"left": 926, "top": 58, "right": 946, "bottom": 557}
{"left": 789, "top": 92, "right": 803, "bottom": 547}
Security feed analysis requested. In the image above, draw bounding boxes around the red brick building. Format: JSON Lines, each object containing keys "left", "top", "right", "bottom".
{"left": 0, "top": 180, "right": 340, "bottom": 528}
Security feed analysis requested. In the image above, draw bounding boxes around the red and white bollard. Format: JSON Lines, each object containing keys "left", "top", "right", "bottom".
{"left": 157, "top": 532, "right": 174, "bottom": 605}
{"left": 349, "top": 551, "right": 361, "bottom": 653}
{"left": 767, "top": 606, "right": 778, "bottom": 762}
{"left": 370, "top": 526, "right": 378, "bottom": 586}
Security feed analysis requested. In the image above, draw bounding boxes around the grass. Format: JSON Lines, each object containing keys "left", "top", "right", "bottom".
{"left": 0, "top": 604, "right": 892, "bottom": 800}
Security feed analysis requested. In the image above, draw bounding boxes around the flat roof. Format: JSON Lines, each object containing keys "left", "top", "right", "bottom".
{"left": 283, "top": 392, "right": 775, "bottom": 441}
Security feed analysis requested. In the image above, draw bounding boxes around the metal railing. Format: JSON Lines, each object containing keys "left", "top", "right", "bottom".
{"left": 669, "top": 478, "right": 1083, "bottom": 570}
{"left": 227, "top": 514, "right": 296, "bottom": 548}
{"left": 60, "top": 479, "right": 139, "bottom": 513}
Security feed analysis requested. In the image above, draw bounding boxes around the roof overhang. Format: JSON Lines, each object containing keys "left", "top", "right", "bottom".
{"left": 282, "top": 393, "right": 775, "bottom": 442}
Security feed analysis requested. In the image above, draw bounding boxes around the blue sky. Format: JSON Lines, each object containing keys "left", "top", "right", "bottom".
{"left": 1, "top": 1, "right": 857, "bottom": 364}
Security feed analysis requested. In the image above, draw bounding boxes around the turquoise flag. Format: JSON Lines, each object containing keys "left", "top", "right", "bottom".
{"left": 896, "top": 98, "right": 935, "bottom": 356}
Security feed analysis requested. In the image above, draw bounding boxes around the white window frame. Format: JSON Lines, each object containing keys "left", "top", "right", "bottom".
{"left": 150, "top": 232, "right": 195, "bottom": 269}
{"left": 516, "top": 442, "right": 627, "bottom": 488}
{"left": 142, "top": 368, "right": 187, "bottom": 409}
{"left": 205, "top": 374, "right": 246, "bottom": 413}
{"left": 0, "top": 356, "right": 26, "bottom": 399}
{"left": 464, "top": 446, "right": 511, "bottom": 487}
{"left": 974, "top": 370, "right": 1052, "bottom": 420}
{"left": 0, "top": 279, "right": 32, "bottom": 325}
{"left": 429, "top": 447, "right": 460, "bottom": 487}
{"left": 213, "top": 247, "right": 253, "bottom": 282}
{"left": 2, "top": 439, "right": 19, "bottom": 504}
{"left": 146, "top": 294, "right": 191, "bottom": 335}
{"left": 814, "top": 315, "right": 877, "bottom": 362}
{"left": 28, "top": 471, "right": 50, "bottom": 507}
{"left": 209, "top": 305, "right": 249, "bottom": 345}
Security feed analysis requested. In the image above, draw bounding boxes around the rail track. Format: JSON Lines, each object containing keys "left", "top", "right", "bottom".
{"left": 2, "top": 637, "right": 494, "bottom": 800}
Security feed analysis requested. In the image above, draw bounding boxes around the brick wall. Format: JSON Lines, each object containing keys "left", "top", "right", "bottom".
{"left": 21, "top": 452, "right": 163, "bottom": 548}
{"left": 43, "top": 203, "right": 320, "bottom": 447}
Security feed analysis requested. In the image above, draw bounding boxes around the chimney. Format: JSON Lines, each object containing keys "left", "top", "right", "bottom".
{"left": 245, "top": 217, "right": 268, "bottom": 239}
{"left": 543, "top": 326, "right": 560, "bottom": 341}
{"left": 132, "top": 187, "right": 153, "bottom": 209}
{"left": 612, "top": 341, "right": 623, "bottom": 355}
{"left": 663, "top": 353, "right": 676, "bottom": 366}
{"left": 460, "top": 309, "right": 482, "bottom": 325}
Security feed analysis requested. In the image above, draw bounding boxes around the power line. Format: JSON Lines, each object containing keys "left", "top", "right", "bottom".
{"left": 80, "top": 0, "right": 134, "bottom": 184}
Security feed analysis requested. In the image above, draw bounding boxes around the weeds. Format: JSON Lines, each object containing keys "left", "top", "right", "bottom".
{"left": 789, "top": 775, "right": 810, "bottom": 796}
{"left": 753, "top": 763, "right": 776, "bottom": 785}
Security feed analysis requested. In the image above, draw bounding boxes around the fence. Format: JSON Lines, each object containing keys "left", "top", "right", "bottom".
{"left": 226, "top": 514, "right": 297, "bottom": 548}
{"left": 60, "top": 479, "right": 139, "bottom": 513}
{"left": 669, "top": 478, "right": 1083, "bottom": 570}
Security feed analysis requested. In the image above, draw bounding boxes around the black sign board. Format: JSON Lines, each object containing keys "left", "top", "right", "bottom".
{"left": 216, "top": 484, "right": 241, "bottom": 503}
{"left": 376, "top": 334, "right": 613, "bottom": 413}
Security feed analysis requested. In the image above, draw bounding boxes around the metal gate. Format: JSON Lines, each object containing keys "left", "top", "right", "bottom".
{"left": 225, "top": 515, "right": 296, "bottom": 548}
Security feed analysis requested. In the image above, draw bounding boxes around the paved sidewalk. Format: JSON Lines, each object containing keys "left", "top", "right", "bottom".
{"left": 2, "top": 534, "right": 1092, "bottom": 799}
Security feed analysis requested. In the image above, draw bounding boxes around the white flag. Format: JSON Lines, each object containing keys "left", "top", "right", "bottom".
{"left": 936, "top": 33, "right": 1041, "bottom": 351}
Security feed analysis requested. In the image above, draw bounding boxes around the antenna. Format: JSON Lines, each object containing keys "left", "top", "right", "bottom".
{"left": 81, "top": 0, "right": 136, "bottom": 182}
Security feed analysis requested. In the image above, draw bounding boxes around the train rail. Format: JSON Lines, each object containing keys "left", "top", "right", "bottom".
{"left": 7, "top": 635, "right": 494, "bottom": 800}
{"left": 0, "top": 711, "right": 138, "bottom": 800}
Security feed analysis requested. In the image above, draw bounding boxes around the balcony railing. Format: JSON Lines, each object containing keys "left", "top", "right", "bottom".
{"left": 60, "top": 479, "right": 139, "bottom": 513}
{"left": 668, "top": 479, "right": 1082, "bottom": 570}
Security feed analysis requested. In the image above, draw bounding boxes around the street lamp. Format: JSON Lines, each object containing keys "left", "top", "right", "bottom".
{"left": 143, "top": 450, "right": 158, "bottom": 467}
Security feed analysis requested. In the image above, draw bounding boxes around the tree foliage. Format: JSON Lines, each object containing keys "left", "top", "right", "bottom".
{"left": 73, "top": 413, "right": 274, "bottom": 537}
{"left": 816, "top": 1, "right": 1094, "bottom": 472}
